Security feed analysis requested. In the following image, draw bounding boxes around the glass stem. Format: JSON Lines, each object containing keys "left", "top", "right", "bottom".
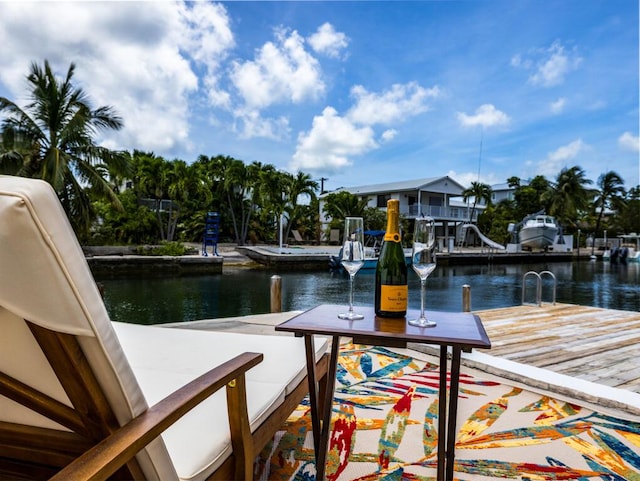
{"left": 420, "top": 278, "right": 426, "bottom": 319}
{"left": 348, "top": 274, "right": 355, "bottom": 312}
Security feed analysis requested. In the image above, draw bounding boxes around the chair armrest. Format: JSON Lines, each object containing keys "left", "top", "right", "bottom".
{"left": 50, "top": 351, "right": 263, "bottom": 481}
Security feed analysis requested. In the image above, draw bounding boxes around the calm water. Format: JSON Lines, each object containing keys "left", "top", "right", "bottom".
{"left": 98, "top": 260, "right": 639, "bottom": 325}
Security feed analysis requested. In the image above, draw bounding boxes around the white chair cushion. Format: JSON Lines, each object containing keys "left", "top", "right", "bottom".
{"left": 113, "top": 322, "right": 328, "bottom": 481}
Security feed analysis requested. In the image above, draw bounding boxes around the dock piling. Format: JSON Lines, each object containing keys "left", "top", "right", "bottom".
{"left": 270, "top": 275, "right": 282, "bottom": 313}
{"left": 462, "top": 284, "right": 471, "bottom": 312}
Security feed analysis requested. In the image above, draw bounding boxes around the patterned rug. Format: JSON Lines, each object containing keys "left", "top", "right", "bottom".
{"left": 255, "top": 342, "right": 640, "bottom": 481}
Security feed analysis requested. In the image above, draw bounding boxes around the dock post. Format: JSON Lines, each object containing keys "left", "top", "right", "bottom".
{"left": 270, "top": 275, "right": 282, "bottom": 313}
{"left": 462, "top": 284, "right": 471, "bottom": 312}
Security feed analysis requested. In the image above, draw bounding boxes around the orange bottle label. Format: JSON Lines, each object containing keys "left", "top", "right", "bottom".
{"left": 379, "top": 285, "right": 408, "bottom": 312}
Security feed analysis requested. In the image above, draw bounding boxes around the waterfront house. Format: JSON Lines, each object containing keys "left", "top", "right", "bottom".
{"left": 320, "top": 176, "right": 485, "bottom": 250}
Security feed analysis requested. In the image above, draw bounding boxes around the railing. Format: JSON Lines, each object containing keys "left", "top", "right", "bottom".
{"left": 405, "top": 205, "right": 478, "bottom": 221}
{"left": 522, "top": 271, "right": 556, "bottom": 307}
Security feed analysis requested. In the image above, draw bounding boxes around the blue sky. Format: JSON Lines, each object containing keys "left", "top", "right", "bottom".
{"left": 0, "top": 1, "right": 638, "bottom": 192}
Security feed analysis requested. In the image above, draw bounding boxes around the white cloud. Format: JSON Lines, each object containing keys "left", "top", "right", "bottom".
{"left": 348, "top": 82, "right": 440, "bottom": 126}
{"left": 228, "top": 27, "right": 327, "bottom": 139}
{"left": 510, "top": 54, "right": 532, "bottom": 69}
{"left": 290, "top": 107, "right": 377, "bottom": 172}
{"left": 447, "top": 170, "right": 501, "bottom": 188}
{"left": 290, "top": 81, "right": 438, "bottom": 173}
{"left": 0, "top": 1, "right": 234, "bottom": 156}
{"left": 618, "top": 131, "right": 640, "bottom": 152}
{"left": 513, "top": 40, "right": 582, "bottom": 88}
{"left": 537, "top": 139, "right": 589, "bottom": 176}
{"left": 307, "top": 23, "right": 349, "bottom": 58}
{"left": 234, "top": 110, "right": 290, "bottom": 140}
{"left": 230, "top": 27, "right": 324, "bottom": 110}
{"left": 381, "top": 129, "right": 397, "bottom": 142}
{"left": 457, "top": 104, "right": 510, "bottom": 128}
{"left": 550, "top": 97, "right": 566, "bottom": 114}
{"left": 178, "top": 1, "right": 235, "bottom": 108}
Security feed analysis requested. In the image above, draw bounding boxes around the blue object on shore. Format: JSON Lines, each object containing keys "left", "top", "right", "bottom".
{"left": 202, "top": 212, "right": 220, "bottom": 256}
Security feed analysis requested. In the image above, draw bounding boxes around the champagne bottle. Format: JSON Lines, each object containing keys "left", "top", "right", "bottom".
{"left": 375, "top": 199, "right": 408, "bottom": 317}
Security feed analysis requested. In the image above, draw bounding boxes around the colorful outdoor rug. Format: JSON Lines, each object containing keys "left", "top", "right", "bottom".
{"left": 255, "top": 342, "right": 640, "bottom": 481}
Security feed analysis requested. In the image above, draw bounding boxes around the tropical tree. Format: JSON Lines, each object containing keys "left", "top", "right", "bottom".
{"left": 204, "top": 155, "right": 263, "bottom": 246}
{"left": 618, "top": 186, "right": 640, "bottom": 234}
{"left": 543, "top": 166, "right": 593, "bottom": 229}
{"left": 91, "top": 189, "right": 158, "bottom": 245}
{"left": 252, "top": 163, "right": 284, "bottom": 243}
{"left": 462, "top": 181, "right": 492, "bottom": 223}
{"left": 0, "top": 60, "right": 130, "bottom": 238}
{"left": 283, "top": 171, "right": 319, "bottom": 241}
{"left": 322, "top": 191, "right": 369, "bottom": 221}
{"left": 165, "top": 160, "right": 211, "bottom": 242}
{"left": 133, "top": 152, "right": 173, "bottom": 240}
{"left": 591, "top": 171, "right": 626, "bottom": 254}
{"left": 512, "top": 175, "right": 551, "bottom": 220}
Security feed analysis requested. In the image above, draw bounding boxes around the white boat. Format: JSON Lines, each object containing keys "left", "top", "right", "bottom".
{"left": 603, "top": 247, "right": 639, "bottom": 262}
{"left": 518, "top": 214, "right": 558, "bottom": 250}
{"left": 603, "top": 233, "right": 640, "bottom": 262}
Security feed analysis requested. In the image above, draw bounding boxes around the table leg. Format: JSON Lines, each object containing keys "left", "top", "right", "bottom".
{"left": 304, "top": 335, "right": 320, "bottom": 455}
{"left": 445, "top": 347, "right": 462, "bottom": 481}
{"left": 437, "top": 345, "right": 448, "bottom": 481}
{"left": 315, "top": 336, "right": 340, "bottom": 481}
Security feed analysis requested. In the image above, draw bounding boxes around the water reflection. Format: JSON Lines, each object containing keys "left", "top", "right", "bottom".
{"left": 98, "top": 261, "right": 639, "bottom": 325}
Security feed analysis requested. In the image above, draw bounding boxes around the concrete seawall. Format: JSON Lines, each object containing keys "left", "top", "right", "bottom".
{"left": 86, "top": 255, "right": 223, "bottom": 277}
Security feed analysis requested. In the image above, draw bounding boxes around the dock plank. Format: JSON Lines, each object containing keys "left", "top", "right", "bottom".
{"left": 474, "top": 303, "right": 640, "bottom": 394}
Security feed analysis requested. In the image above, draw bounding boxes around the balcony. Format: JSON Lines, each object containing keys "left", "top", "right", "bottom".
{"left": 405, "top": 204, "right": 477, "bottom": 222}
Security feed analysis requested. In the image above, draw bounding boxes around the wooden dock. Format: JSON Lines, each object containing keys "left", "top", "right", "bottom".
{"left": 172, "top": 302, "right": 640, "bottom": 402}
{"left": 473, "top": 303, "right": 640, "bottom": 393}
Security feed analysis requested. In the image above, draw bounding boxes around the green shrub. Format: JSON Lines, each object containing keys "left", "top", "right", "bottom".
{"left": 136, "top": 242, "right": 188, "bottom": 256}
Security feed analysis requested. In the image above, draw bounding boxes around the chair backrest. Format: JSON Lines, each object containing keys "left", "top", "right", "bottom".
{"left": 330, "top": 229, "right": 340, "bottom": 243}
{"left": 0, "top": 176, "right": 176, "bottom": 479}
{"left": 292, "top": 229, "right": 303, "bottom": 242}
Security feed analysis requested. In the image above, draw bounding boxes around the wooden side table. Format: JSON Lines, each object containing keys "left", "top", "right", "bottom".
{"left": 276, "top": 304, "right": 491, "bottom": 481}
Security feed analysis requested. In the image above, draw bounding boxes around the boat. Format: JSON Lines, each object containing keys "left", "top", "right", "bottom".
{"left": 518, "top": 213, "right": 558, "bottom": 250}
{"left": 603, "top": 233, "right": 640, "bottom": 263}
{"left": 603, "top": 246, "right": 640, "bottom": 263}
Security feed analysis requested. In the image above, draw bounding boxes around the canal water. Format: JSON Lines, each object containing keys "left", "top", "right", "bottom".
{"left": 97, "top": 260, "right": 639, "bottom": 325}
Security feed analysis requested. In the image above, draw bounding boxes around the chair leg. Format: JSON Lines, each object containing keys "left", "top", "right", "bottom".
{"left": 226, "top": 375, "right": 253, "bottom": 481}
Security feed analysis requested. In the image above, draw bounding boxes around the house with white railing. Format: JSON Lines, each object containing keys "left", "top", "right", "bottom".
{"left": 320, "top": 176, "right": 484, "bottom": 250}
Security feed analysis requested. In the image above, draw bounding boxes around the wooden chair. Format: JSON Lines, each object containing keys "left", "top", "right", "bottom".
{"left": 291, "top": 229, "right": 304, "bottom": 244}
{"left": 0, "top": 175, "right": 329, "bottom": 481}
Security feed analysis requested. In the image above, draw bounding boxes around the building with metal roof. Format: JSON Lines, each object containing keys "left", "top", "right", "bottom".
{"left": 320, "top": 176, "right": 486, "bottom": 250}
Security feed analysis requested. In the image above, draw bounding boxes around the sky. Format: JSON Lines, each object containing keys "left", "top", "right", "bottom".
{"left": 0, "top": 0, "right": 638, "bottom": 193}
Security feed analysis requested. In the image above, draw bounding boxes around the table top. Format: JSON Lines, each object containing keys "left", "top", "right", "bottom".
{"left": 276, "top": 304, "right": 491, "bottom": 350}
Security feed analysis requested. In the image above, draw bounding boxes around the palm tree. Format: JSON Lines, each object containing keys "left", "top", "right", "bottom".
{"left": 544, "top": 166, "right": 593, "bottom": 228}
{"left": 253, "top": 164, "right": 286, "bottom": 244}
{"left": 165, "top": 160, "right": 211, "bottom": 242}
{"left": 591, "top": 171, "right": 626, "bottom": 255}
{"left": 215, "top": 156, "right": 255, "bottom": 245}
{"left": 283, "top": 172, "right": 319, "bottom": 240}
{"left": 134, "top": 152, "right": 172, "bottom": 240}
{"left": 462, "top": 181, "right": 492, "bottom": 223}
{"left": 513, "top": 175, "right": 551, "bottom": 220}
{"left": 0, "top": 60, "right": 129, "bottom": 237}
{"left": 322, "top": 191, "right": 369, "bottom": 220}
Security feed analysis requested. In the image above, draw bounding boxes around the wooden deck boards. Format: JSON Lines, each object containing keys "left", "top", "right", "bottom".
{"left": 473, "top": 303, "right": 640, "bottom": 393}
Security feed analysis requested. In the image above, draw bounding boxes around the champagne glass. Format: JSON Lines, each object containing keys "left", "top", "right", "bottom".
{"left": 338, "top": 217, "right": 365, "bottom": 320}
{"left": 409, "top": 217, "right": 437, "bottom": 327}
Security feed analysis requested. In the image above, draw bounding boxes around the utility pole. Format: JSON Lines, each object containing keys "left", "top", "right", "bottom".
{"left": 320, "top": 177, "right": 328, "bottom": 194}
